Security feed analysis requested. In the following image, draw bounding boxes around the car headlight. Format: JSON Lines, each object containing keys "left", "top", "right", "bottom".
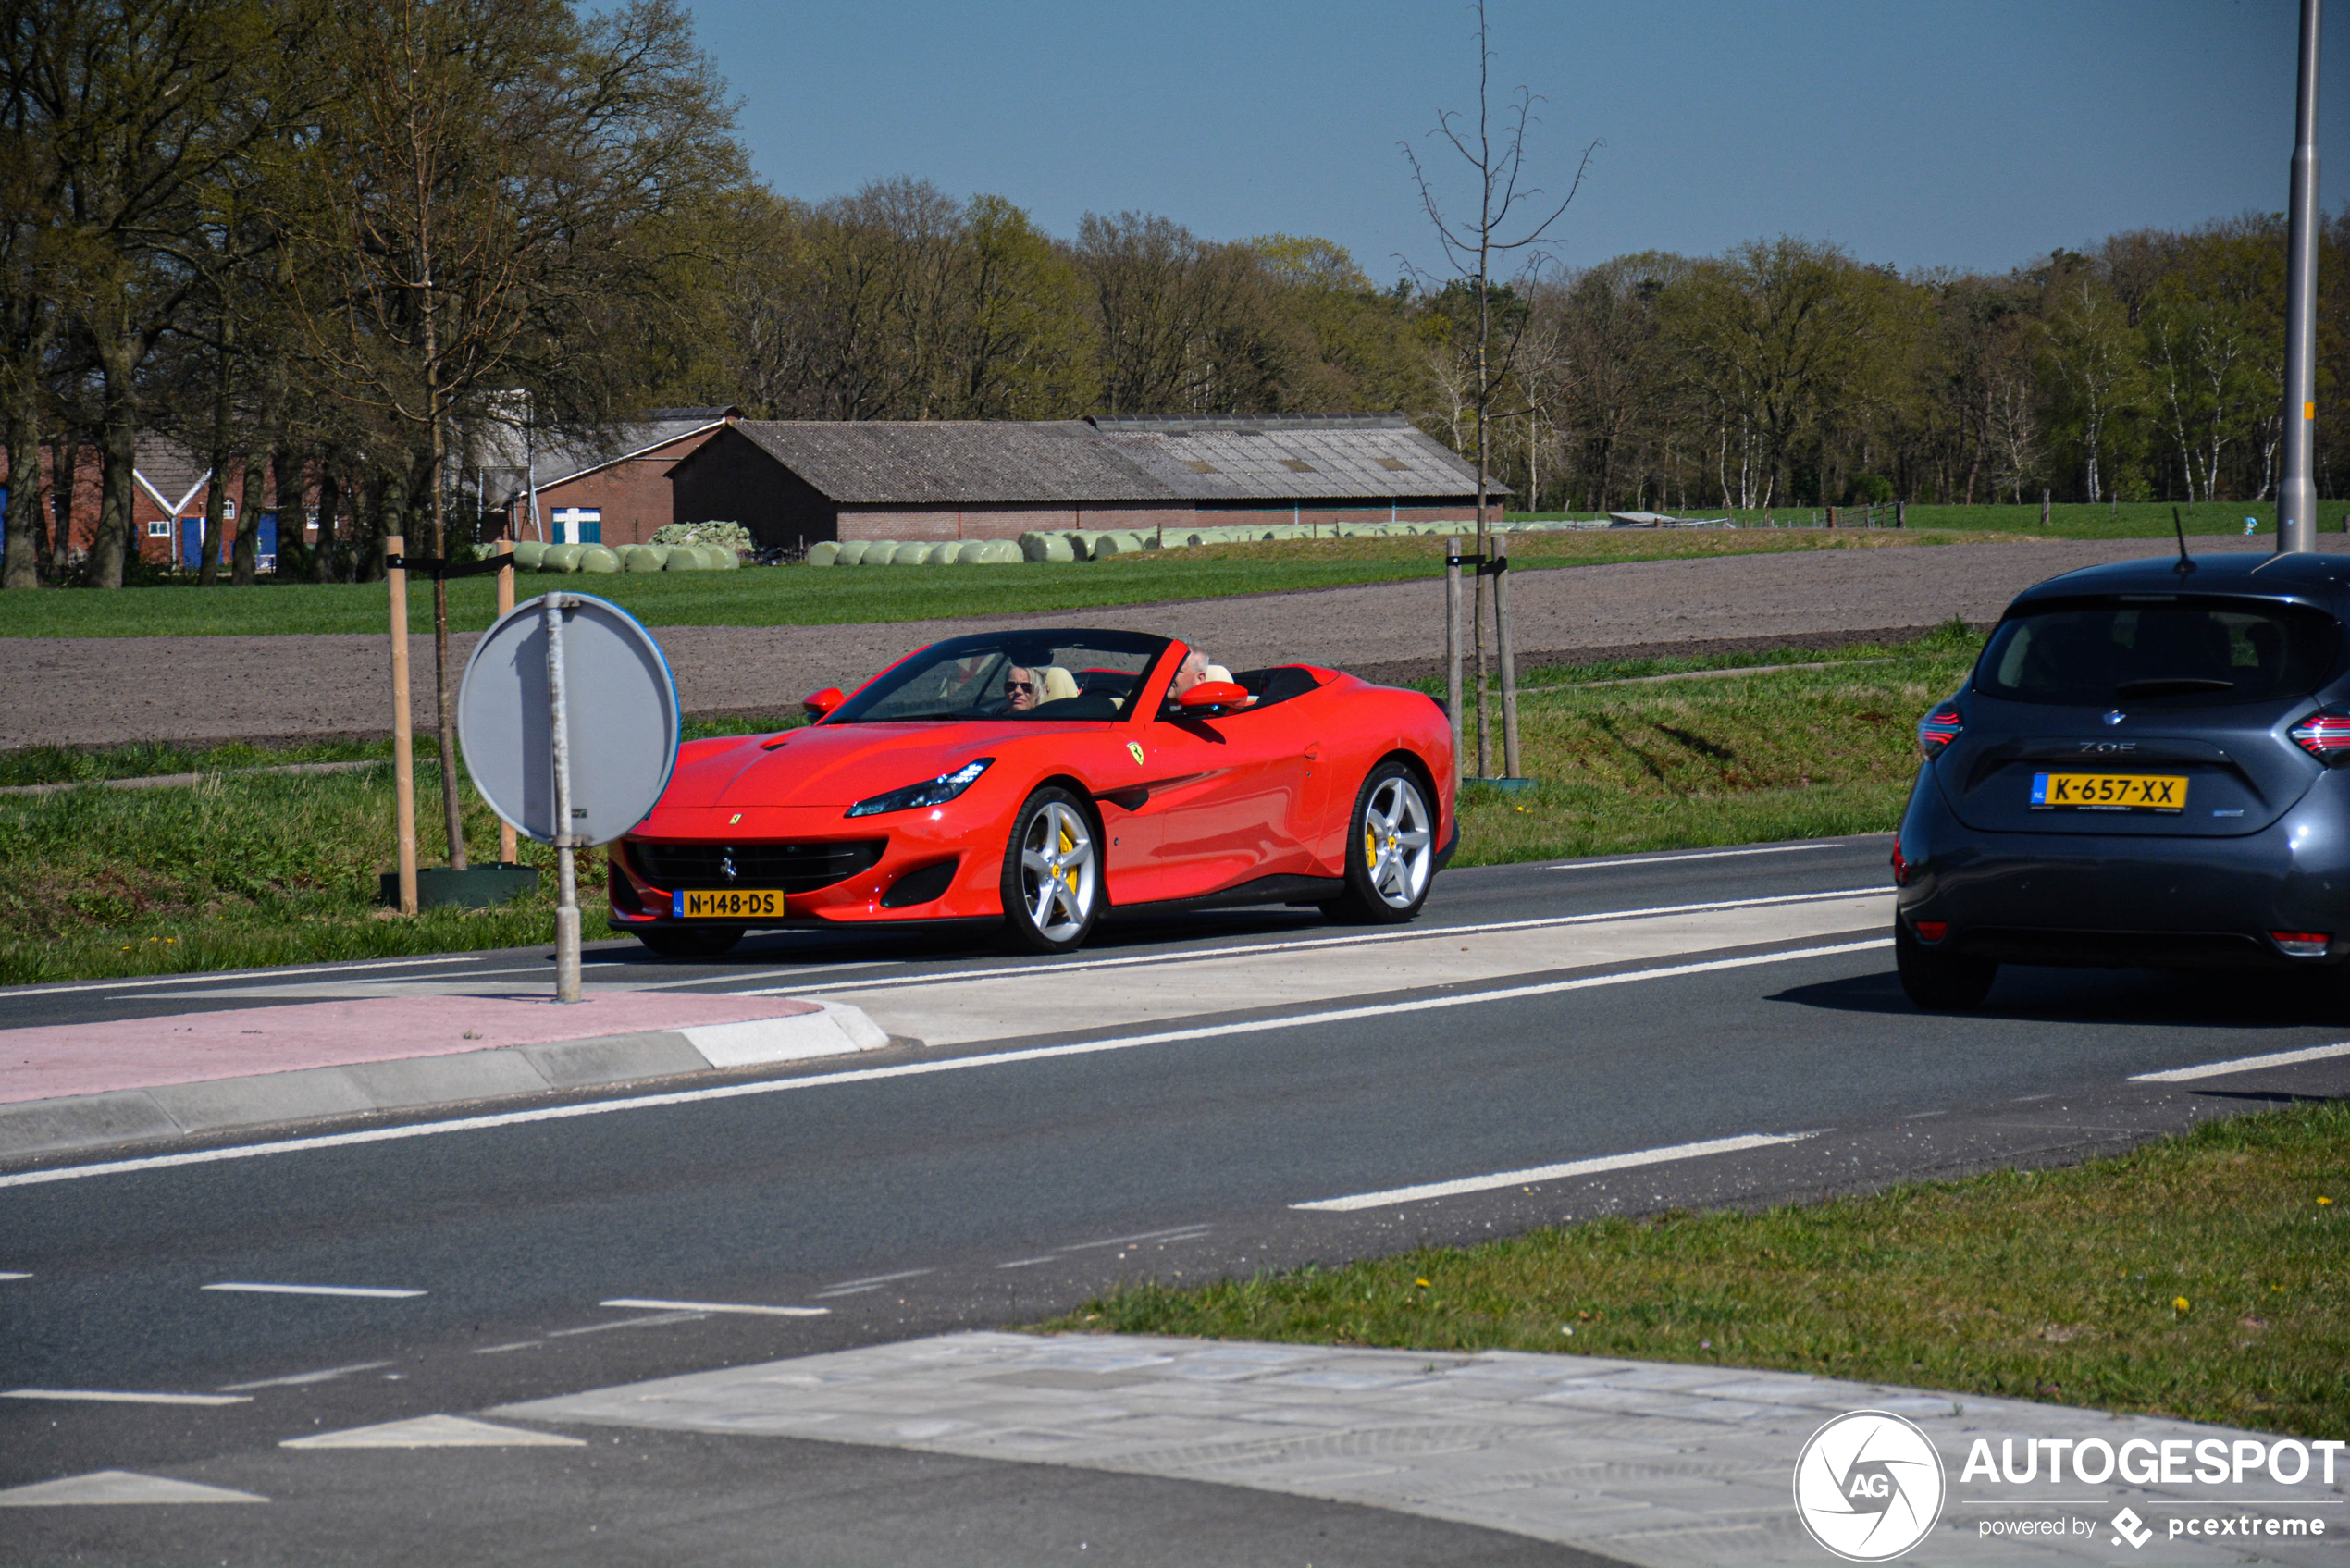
{"left": 846, "top": 758, "right": 994, "bottom": 818}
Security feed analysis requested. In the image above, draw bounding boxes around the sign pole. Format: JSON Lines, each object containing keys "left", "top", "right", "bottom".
{"left": 542, "top": 593, "right": 582, "bottom": 1003}
{"left": 387, "top": 534, "right": 418, "bottom": 915}
{"left": 1444, "top": 537, "right": 1465, "bottom": 778}
{"left": 2278, "top": 0, "right": 2323, "bottom": 555}
{"left": 495, "top": 538, "right": 518, "bottom": 868}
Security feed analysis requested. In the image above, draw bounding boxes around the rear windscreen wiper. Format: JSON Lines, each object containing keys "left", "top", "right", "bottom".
{"left": 2115, "top": 677, "right": 2236, "bottom": 697}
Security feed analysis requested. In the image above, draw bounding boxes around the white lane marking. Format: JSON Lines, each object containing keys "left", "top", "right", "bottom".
{"left": 1550, "top": 844, "right": 1841, "bottom": 871}
{"left": 2130, "top": 1041, "right": 2350, "bottom": 1083}
{"left": 637, "top": 961, "right": 898, "bottom": 992}
{"left": 283, "top": 1414, "right": 585, "bottom": 1450}
{"left": 203, "top": 1282, "right": 425, "bottom": 1300}
{"left": 599, "top": 1297, "right": 826, "bottom": 1317}
{"left": 219, "top": 1361, "right": 396, "bottom": 1391}
{"left": 756, "top": 888, "right": 1886, "bottom": 997}
{"left": 0, "top": 939, "right": 1891, "bottom": 1191}
{"left": 995, "top": 1257, "right": 1058, "bottom": 1269}
{"left": 2, "top": 954, "right": 488, "bottom": 1001}
{"left": 548, "top": 1310, "right": 708, "bottom": 1338}
{"left": 0, "top": 1272, "right": 28, "bottom": 1280}
{"left": 0, "top": 1470, "right": 267, "bottom": 1506}
{"left": 1292, "top": 1132, "right": 1822, "bottom": 1212}
{"left": 4, "top": 1389, "right": 249, "bottom": 1406}
{"left": 473, "top": 1341, "right": 543, "bottom": 1354}
{"left": 815, "top": 1267, "right": 934, "bottom": 1297}
{"left": 1060, "top": 1225, "right": 1211, "bottom": 1252}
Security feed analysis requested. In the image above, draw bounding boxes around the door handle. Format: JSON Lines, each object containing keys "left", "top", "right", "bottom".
{"left": 1303, "top": 743, "right": 1321, "bottom": 759}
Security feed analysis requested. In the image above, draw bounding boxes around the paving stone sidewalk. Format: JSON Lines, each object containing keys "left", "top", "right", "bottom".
{"left": 501, "top": 1331, "right": 2345, "bottom": 1568}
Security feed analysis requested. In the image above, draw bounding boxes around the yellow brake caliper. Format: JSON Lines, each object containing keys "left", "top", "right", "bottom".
{"left": 1059, "top": 822, "right": 1080, "bottom": 892}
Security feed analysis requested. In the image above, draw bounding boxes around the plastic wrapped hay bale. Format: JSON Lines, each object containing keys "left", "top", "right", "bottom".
{"left": 662, "top": 545, "right": 707, "bottom": 571}
{"left": 953, "top": 540, "right": 990, "bottom": 563}
{"left": 859, "top": 540, "right": 900, "bottom": 564}
{"left": 1020, "top": 532, "right": 1075, "bottom": 562}
{"left": 709, "top": 543, "right": 740, "bottom": 569}
{"left": 977, "top": 538, "right": 1021, "bottom": 562}
{"left": 577, "top": 544, "right": 622, "bottom": 574}
{"left": 512, "top": 540, "right": 548, "bottom": 569}
{"left": 805, "top": 541, "right": 840, "bottom": 566}
{"left": 622, "top": 544, "right": 668, "bottom": 572}
{"left": 832, "top": 540, "right": 869, "bottom": 565}
{"left": 540, "top": 543, "right": 584, "bottom": 572}
{"left": 893, "top": 542, "right": 936, "bottom": 565}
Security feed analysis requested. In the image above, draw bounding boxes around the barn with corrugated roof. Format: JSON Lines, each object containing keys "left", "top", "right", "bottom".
{"left": 665, "top": 414, "right": 1492, "bottom": 550}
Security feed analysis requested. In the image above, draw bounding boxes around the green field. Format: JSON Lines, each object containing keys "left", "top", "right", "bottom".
{"left": 2, "top": 525, "right": 2035, "bottom": 638}
{"left": 1041, "top": 1099, "right": 2350, "bottom": 1438}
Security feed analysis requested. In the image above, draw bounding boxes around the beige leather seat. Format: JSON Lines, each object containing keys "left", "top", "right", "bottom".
{"left": 1037, "top": 666, "right": 1081, "bottom": 704}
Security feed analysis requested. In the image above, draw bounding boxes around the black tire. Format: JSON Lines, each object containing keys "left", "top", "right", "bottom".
{"left": 1000, "top": 785, "right": 1103, "bottom": 955}
{"left": 637, "top": 925, "right": 745, "bottom": 958}
{"left": 1895, "top": 920, "right": 1996, "bottom": 1010}
{"left": 1321, "top": 759, "right": 1439, "bottom": 925}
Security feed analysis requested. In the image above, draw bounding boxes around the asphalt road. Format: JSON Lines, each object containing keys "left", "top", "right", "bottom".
{"left": 6, "top": 837, "right": 2349, "bottom": 1565}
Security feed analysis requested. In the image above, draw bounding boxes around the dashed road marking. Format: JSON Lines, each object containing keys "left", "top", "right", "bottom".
{"left": 5, "top": 1389, "right": 250, "bottom": 1406}
{"left": 2131, "top": 1040, "right": 2350, "bottom": 1083}
{"left": 1292, "top": 1132, "right": 1821, "bottom": 1212}
{"left": 3, "top": 953, "right": 484, "bottom": 1000}
{"left": 282, "top": 1414, "right": 584, "bottom": 1449}
{"left": 203, "top": 1282, "right": 425, "bottom": 1300}
{"left": 1550, "top": 844, "right": 1841, "bottom": 870}
{"left": 815, "top": 1267, "right": 934, "bottom": 1297}
{"left": 0, "top": 1272, "right": 28, "bottom": 1280}
{"left": 599, "top": 1297, "right": 826, "bottom": 1317}
{"left": 0, "top": 1470, "right": 266, "bottom": 1506}
{"left": 220, "top": 1361, "right": 396, "bottom": 1390}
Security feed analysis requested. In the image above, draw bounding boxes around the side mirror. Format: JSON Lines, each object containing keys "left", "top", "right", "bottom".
{"left": 1176, "top": 680, "right": 1252, "bottom": 713}
{"left": 802, "top": 687, "right": 845, "bottom": 720}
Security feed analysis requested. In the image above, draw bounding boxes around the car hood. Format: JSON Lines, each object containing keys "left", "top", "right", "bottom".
{"left": 661, "top": 722, "right": 1017, "bottom": 809}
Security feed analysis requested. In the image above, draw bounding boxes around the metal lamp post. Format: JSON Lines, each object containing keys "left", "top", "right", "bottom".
{"left": 2279, "top": 0, "right": 2324, "bottom": 556}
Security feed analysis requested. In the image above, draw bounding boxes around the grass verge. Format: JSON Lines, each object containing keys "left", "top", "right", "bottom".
{"left": 1037, "top": 1101, "right": 2350, "bottom": 1438}
{"left": 0, "top": 630, "right": 1967, "bottom": 983}
{"left": 3, "top": 526, "right": 2046, "bottom": 638}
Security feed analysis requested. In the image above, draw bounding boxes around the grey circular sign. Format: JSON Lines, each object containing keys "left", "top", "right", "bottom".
{"left": 457, "top": 593, "right": 679, "bottom": 846}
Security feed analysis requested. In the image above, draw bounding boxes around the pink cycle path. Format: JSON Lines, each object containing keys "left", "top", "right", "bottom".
{"left": 0, "top": 993, "right": 822, "bottom": 1106}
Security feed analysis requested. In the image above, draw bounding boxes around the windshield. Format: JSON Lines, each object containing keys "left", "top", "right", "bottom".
{"left": 1975, "top": 599, "right": 2342, "bottom": 708}
{"left": 829, "top": 630, "right": 1172, "bottom": 723}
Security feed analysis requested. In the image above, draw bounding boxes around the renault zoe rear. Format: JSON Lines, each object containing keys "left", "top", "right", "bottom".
{"left": 1893, "top": 551, "right": 2350, "bottom": 1009}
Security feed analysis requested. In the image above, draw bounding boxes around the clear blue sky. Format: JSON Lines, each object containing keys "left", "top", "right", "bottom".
{"left": 680, "top": 0, "right": 2346, "bottom": 283}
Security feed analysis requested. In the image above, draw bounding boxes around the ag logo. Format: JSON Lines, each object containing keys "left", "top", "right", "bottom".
{"left": 1793, "top": 1410, "right": 1945, "bottom": 1561}
{"left": 1127, "top": 741, "right": 1145, "bottom": 765}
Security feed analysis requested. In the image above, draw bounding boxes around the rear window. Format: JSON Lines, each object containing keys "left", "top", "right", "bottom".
{"left": 1976, "top": 599, "right": 2343, "bottom": 707}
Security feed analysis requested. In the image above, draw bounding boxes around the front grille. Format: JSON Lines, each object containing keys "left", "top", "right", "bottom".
{"left": 626, "top": 840, "right": 886, "bottom": 894}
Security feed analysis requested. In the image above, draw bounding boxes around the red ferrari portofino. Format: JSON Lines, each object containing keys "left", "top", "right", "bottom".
{"left": 609, "top": 628, "right": 1457, "bottom": 955}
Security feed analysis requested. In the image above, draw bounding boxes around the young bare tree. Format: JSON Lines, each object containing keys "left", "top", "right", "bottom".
{"left": 1403, "top": 0, "right": 1593, "bottom": 776}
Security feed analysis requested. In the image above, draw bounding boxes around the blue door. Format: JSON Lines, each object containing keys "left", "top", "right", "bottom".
{"left": 257, "top": 512, "right": 277, "bottom": 570}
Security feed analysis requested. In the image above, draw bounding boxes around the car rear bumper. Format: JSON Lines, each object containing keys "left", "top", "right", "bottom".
{"left": 1894, "top": 766, "right": 2350, "bottom": 969}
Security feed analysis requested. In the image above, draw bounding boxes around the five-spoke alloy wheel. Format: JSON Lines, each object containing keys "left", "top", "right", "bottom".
{"left": 1002, "top": 785, "right": 1103, "bottom": 954}
{"left": 1325, "top": 760, "right": 1437, "bottom": 924}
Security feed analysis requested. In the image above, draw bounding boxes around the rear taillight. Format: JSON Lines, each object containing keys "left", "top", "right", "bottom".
{"left": 2271, "top": 930, "right": 2331, "bottom": 957}
{"left": 1913, "top": 920, "right": 1949, "bottom": 943}
{"left": 2290, "top": 708, "right": 2350, "bottom": 763}
{"left": 1917, "top": 705, "right": 1963, "bottom": 759}
{"left": 1890, "top": 841, "right": 1911, "bottom": 885}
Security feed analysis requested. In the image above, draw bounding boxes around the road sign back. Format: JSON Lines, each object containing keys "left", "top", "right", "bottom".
{"left": 457, "top": 593, "right": 678, "bottom": 846}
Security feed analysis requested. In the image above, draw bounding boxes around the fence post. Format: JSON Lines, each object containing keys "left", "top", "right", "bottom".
{"left": 2041, "top": 488, "right": 2051, "bottom": 528}
{"left": 1896, "top": 500, "right": 1906, "bottom": 529}
{"left": 495, "top": 537, "right": 518, "bottom": 868}
{"left": 1445, "top": 537, "right": 1464, "bottom": 778}
{"left": 1825, "top": 506, "right": 1837, "bottom": 529}
{"left": 1495, "top": 533, "right": 1521, "bottom": 779}
{"left": 386, "top": 534, "right": 418, "bottom": 916}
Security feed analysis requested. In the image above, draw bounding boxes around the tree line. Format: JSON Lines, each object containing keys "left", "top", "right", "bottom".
{"left": 6, "top": 1, "right": 2339, "bottom": 599}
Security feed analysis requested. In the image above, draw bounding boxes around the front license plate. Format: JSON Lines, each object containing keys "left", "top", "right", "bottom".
{"left": 2030, "top": 772, "right": 2188, "bottom": 811}
{"left": 674, "top": 888, "right": 785, "bottom": 919}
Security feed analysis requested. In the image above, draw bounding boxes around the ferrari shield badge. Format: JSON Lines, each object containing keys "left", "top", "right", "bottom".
{"left": 1127, "top": 741, "right": 1145, "bottom": 765}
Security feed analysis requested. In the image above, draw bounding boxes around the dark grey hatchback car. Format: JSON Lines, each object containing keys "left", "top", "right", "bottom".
{"left": 1894, "top": 549, "right": 2350, "bottom": 1010}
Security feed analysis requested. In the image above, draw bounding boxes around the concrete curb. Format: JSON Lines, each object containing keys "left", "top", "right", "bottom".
{"left": 0, "top": 1002, "right": 890, "bottom": 1162}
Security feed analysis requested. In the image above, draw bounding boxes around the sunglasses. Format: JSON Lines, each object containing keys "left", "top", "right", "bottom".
{"left": 1007, "top": 680, "right": 1036, "bottom": 692}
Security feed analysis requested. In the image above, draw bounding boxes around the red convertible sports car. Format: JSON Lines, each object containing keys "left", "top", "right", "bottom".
{"left": 608, "top": 628, "right": 1457, "bottom": 956}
